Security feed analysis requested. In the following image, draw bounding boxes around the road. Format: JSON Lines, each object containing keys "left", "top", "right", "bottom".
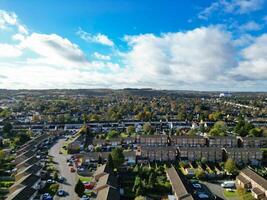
{"left": 49, "top": 138, "right": 79, "bottom": 200}
{"left": 201, "top": 181, "right": 238, "bottom": 200}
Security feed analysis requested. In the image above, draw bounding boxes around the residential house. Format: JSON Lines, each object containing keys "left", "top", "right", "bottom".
{"left": 94, "top": 174, "right": 118, "bottom": 192}
{"left": 178, "top": 147, "right": 222, "bottom": 162}
{"left": 16, "top": 156, "right": 40, "bottom": 172}
{"left": 170, "top": 136, "right": 206, "bottom": 147}
{"left": 96, "top": 186, "right": 120, "bottom": 200}
{"left": 224, "top": 148, "right": 263, "bottom": 165}
{"left": 137, "top": 135, "right": 168, "bottom": 146}
{"left": 166, "top": 166, "right": 194, "bottom": 200}
{"left": 137, "top": 146, "right": 177, "bottom": 162}
{"left": 6, "top": 186, "right": 37, "bottom": 200}
{"left": 15, "top": 164, "right": 42, "bottom": 182}
{"left": 67, "top": 135, "right": 83, "bottom": 153}
{"left": 106, "top": 138, "right": 122, "bottom": 148}
{"left": 93, "top": 164, "right": 112, "bottom": 181}
{"left": 208, "top": 136, "right": 238, "bottom": 148}
{"left": 236, "top": 168, "right": 267, "bottom": 199}
{"left": 15, "top": 150, "right": 35, "bottom": 165}
{"left": 239, "top": 137, "right": 267, "bottom": 148}
{"left": 9, "top": 174, "right": 41, "bottom": 194}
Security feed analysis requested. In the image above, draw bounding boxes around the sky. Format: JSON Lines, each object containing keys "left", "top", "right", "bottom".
{"left": 0, "top": 0, "right": 267, "bottom": 91}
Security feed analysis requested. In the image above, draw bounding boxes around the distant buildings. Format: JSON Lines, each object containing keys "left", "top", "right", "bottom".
{"left": 219, "top": 92, "right": 232, "bottom": 97}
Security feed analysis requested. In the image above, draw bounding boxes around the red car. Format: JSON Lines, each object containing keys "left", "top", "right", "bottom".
{"left": 84, "top": 183, "right": 94, "bottom": 190}
{"left": 70, "top": 167, "right": 76, "bottom": 172}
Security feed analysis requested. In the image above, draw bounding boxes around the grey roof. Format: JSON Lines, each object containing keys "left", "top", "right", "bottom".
{"left": 16, "top": 164, "right": 42, "bottom": 180}
{"left": 10, "top": 174, "right": 40, "bottom": 190}
{"left": 166, "top": 166, "right": 194, "bottom": 200}
{"left": 93, "top": 164, "right": 111, "bottom": 177}
{"left": 241, "top": 168, "right": 267, "bottom": 190}
{"left": 96, "top": 186, "right": 120, "bottom": 200}
{"left": 95, "top": 174, "right": 118, "bottom": 190}
{"left": 6, "top": 186, "right": 36, "bottom": 200}
{"left": 16, "top": 156, "right": 40, "bottom": 171}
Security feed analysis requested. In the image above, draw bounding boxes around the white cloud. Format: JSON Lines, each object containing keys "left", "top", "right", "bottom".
{"left": 93, "top": 52, "right": 111, "bottom": 60}
{"left": 77, "top": 28, "right": 114, "bottom": 46}
{"left": 199, "top": 0, "right": 265, "bottom": 19}
{"left": 231, "top": 34, "right": 267, "bottom": 80}
{"left": 123, "top": 27, "right": 236, "bottom": 87}
{"left": 19, "top": 33, "right": 89, "bottom": 68}
{"left": 0, "top": 10, "right": 28, "bottom": 34}
{"left": 0, "top": 43, "right": 22, "bottom": 57}
{"left": 239, "top": 21, "right": 263, "bottom": 32}
{"left": 0, "top": 9, "right": 267, "bottom": 91}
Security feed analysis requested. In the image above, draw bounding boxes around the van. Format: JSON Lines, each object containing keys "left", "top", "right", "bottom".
{"left": 221, "top": 181, "right": 235, "bottom": 188}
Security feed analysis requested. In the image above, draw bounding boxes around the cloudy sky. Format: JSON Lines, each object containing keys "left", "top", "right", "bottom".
{"left": 0, "top": 0, "right": 267, "bottom": 91}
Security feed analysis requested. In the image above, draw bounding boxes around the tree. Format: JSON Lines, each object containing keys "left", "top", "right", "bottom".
{"left": 98, "top": 154, "right": 103, "bottom": 164}
{"left": 148, "top": 171, "right": 156, "bottom": 188}
{"left": 111, "top": 148, "right": 125, "bottom": 169}
{"left": 127, "top": 125, "right": 135, "bottom": 134}
{"left": 196, "top": 169, "right": 205, "bottom": 180}
{"left": 53, "top": 172, "right": 59, "bottom": 180}
{"left": 75, "top": 179, "right": 85, "bottom": 197}
{"left": 234, "top": 116, "right": 254, "bottom": 137}
{"left": 132, "top": 176, "right": 142, "bottom": 194}
{"left": 209, "top": 121, "right": 227, "bottom": 136}
{"left": 49, "top": 183, "right": 59, "bottom": 194}
{"left": 135, "top": 196, "right": 146, "bottom": 200}
{"left": 107, "top": 154, "right": 114, "bottom": 169}
{"left": 249, "top": 128, "right": 263, "bottom": 137}
{"left": 143, "top": 122, "right": 152, "bottom": 134}
{"left": 3, "top": 122, "right": 13, "bottom": 137}
{"left": 106, "top": 130, "right": 119, "bottom": 139}
{"left": 0, "top": 150, "right": 5, "bottom": 165}
{"left": 224, "top": 159, "right": 237, "bottom": 175}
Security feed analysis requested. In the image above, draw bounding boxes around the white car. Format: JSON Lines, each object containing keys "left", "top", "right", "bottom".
{"left": 198, "top": 192, "right": 209, "bottom": 199}
{"left": 192, "top": 183, "right": 202, "bottom": 189}
{"left": 78, "top": 167, "right": 85, "bottom": 172}
{"left": 46, "top": 179, "right": 55, "bottom": 184}
{"left": 81, "top": 195, "right": 89, "bottom": 200}
{"left": 57, "top": 189, "right": 65, "bottom": 196}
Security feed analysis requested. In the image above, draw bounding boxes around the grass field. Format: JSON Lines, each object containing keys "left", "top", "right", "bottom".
{"left": 79, "top": 176, "right": 92, "bottom": 183}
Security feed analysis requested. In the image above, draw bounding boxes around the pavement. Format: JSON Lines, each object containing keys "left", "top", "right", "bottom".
{"left": 49, "top": 138, "right": 80, "bottom": 200}
{"left": 201, "top": 181, "right": 238, "bottom": 200}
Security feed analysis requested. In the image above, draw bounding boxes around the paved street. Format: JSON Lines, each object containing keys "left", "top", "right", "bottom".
{"left": 201, "top": 181, "right": 238, "bottom": 200}
{"left": 49, "top": 138, "right": 79, "bottom": 200}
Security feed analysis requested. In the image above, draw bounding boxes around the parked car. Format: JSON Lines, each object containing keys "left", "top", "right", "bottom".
{"left": 57, "top": 189, "right": 65, "bottom": 196}
{"left": 78, "top": 167, "right": 85, "bottom": 172}
{"left": 46, "top": 179, "right": 55, "bottom": 184}
{"left": 221, "top": 181, "right": 235, "bottom": 188}
{"left": 193, "top": 183, "right": 202, "bottom": 189}
{"left": 58, "top": 176, "right": 64, "bottom": 183}
{"left": 42, "top": 193, "right": 53, "bottom": 200}
{"left": 81, "top": 195, "right": 90, "bottom": 200}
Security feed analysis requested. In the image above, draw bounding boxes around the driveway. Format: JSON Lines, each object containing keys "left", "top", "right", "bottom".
{"left": 49, "top": 138, "right": 79, "bottom": 200}
{"left": 201, "top": 181, "right": 238, "bottom": 200}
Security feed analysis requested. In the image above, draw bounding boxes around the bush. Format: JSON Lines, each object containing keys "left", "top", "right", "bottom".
{"left": 75, "top": 179, "right": 85, "bottom": 197}
{"left": 196, "top": 169, "right": 206, "bottom": 180}
{"left": 49, "top": 183, "right": 59, "bottom": 194}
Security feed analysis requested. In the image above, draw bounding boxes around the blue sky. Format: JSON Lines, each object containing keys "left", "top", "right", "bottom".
{"left": 0, "top": 0, "right": 267, "bottom": 91}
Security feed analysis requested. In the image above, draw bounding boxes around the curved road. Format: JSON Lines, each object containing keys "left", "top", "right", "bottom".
{"left": 49, "top": 138, "right": 79, "bottom": 200}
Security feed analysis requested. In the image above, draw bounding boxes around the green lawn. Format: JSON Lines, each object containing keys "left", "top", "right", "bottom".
{"left": 79, "top": 176, "right": 92, "bottom": 183}
{"left": 223, "top": 190, "right": 238, "bottom": 198}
